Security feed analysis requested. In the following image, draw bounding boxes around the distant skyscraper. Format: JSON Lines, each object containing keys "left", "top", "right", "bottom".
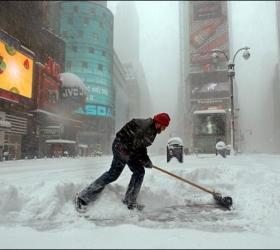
{"left": 179, "top": 1, "right": 231, "bottom": 153}
{"left": 113, "top": 1, "right": 151, "bottom": 117}
{"left": 114, "top": 1, "right": 139, "bottom": 64}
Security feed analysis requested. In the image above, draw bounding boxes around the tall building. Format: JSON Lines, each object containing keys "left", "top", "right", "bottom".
{"left": 113, "top": 1, "right": 139, "bottom": 64}
{"left": 274, "top": 1, "right": 280, "bottom": 151}
{"left": 47, "top": 1, "right": 115, "bottom": 153}
{"left": 112, "top": 1, "right": 151, "bottom": 118}
{"left": 180, "top": 1, "right": 280, "bottom": 153}
{"left": 0, "top": 2, "right": 66, "bottom": 159}
{"left": 0, "top": 1, "right": 65, "bottom": 70}
{"left": 179, "top": 1, "right": 231, "bottom": 153}
{"left": 112, "top": 51, "right": 129, "bottom": 132}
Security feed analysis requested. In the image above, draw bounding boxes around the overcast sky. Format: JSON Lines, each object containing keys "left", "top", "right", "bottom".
{"left": 108, "top": 1, "right": 180, "bottom": 119}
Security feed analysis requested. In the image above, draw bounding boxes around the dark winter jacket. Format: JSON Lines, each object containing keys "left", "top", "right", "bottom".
{"left": 115, "top": 118, "right": 157, "bottom": 167}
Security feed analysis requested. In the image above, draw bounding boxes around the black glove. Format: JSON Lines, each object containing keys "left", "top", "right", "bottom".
{"left": 144, "top": 161, "right": 153, "bottom": 168}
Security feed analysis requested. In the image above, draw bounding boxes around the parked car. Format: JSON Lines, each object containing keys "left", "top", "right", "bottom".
{"left": 167, "top": 137, "right": 184, "bottom": 163}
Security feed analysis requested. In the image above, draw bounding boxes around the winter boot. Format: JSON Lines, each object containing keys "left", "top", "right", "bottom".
{"left": 122, "top": 199, "right": 145, "bottom": 211}
{"left": 74, "top": 193, "right": 88, "bottom": 213}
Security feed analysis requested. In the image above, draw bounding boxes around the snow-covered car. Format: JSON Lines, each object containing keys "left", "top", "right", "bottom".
{"left": 167, "top": 137, "right": 184, "bottom": 163}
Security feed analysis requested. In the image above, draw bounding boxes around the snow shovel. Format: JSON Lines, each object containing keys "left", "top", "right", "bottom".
{"left": 152, "top": 165, "right": 233, "bottom": 210}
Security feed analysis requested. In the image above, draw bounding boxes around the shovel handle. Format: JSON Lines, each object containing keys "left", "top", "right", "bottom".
{"left": 153, "top": 165, "right": 214, "bottom": 195}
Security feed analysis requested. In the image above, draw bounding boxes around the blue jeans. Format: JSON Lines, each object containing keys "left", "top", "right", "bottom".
{"left": 79, "top": 138, "right": 145, "bottom": 205}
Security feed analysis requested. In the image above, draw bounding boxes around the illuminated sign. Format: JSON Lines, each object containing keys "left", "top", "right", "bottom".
{"left": 76, "top": 104, "right": 112, "bottom": 117}
{"left": 0, "top": 33, "right": 34, "bottom": 99}
{"left": 79, "top": 83, "right": 113, "bottom": 117}
{"left": 36, "top": 58, "right": 61, "bottom": 111}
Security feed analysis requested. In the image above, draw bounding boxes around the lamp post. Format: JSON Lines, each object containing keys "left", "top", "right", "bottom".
{"left": 211, "top": 47, "right": 250, "bottom": 154}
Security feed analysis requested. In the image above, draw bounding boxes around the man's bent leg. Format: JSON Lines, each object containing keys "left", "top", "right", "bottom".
{"left": 79, "top": 156, "right": 126, "bottom": 204}
{"left": 124, "top": 164, "right": 145, "bottom": 205}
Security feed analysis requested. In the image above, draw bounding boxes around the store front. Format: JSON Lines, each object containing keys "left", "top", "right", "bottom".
{"left": 32, "top": 109, "right": 82, "bottom": 158}
{"left": 193, "top": 109, "right": 228, "bottom": 153}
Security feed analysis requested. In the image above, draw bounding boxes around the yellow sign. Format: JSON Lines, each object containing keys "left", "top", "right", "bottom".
{"left": 0, "top": 40, "right": 33, "bottom": 98}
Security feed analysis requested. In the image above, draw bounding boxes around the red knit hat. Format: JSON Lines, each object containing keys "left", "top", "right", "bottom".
{"left": 153, "top": 113, "right": 170, "bottom": 126}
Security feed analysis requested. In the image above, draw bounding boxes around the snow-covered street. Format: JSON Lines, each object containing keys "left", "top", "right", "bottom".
{"left": 0, "top": 153, "right": 280, "bottom": 249}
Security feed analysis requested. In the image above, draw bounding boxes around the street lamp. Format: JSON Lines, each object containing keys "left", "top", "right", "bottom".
{"left": 211, "top": 47, "right": 250, "bottom": 154}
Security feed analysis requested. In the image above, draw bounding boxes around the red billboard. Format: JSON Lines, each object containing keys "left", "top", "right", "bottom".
{"left": 36, "top": 57, "right": 61, "bottom": 111}
{"left": 189, "top": 1, "right": 229, "bottom": 70}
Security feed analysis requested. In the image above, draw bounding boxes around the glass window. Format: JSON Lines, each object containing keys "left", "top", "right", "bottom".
{"left": 72, "top": 45, "right": 77, "bottom": 52}
{"left": 91, "top": 8, "right": 96, "bottom": 14}
{"left": 84, "top": 17, "right": 89, "bottom": 25}
{"left": 73, "top": 6, "right": 79, "bottom": 13}
{"left": 82, "top": 62, "right": 88, "bottom": 68}
{"left": 77, "top": 30, "right": 83, "bottom": 37}
{"left": 67, "top": 17, "right": 73, "bottom": 25}
{"left": 62, "top": 31, "right": 68, "bottom": 39}
{"left": 102, "top": 51, "right": 106, "bottom": 57}
{"left": 89, "top": 47, "right": 95, "bottom": 54}
{"left": 98, "top": 64, "right": 103, "bottom": 71}
{"left": 93, "top": 33, "right": 99, "bottom": 41}
{"left": 66, "top": 60, "right": 72, "bottom": 68}
{"left": 194, "top": 114, "right": 226, "bottom": 136}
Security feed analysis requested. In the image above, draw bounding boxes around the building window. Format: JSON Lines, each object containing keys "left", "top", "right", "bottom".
{"left": 77, "top": 30, "right": 83, "bottom": 37}
{"left": 98, "top": 64, "right": 103, "bottom": 71}
{"left": 62, "top": 31, "right": 68, "bottom": 39}
{"left": 93, "top": 33, "right": 99, "bottom": 41}
{"left": 72, "top": 45, "right": 77, "bottom": 52}
{"left": 67, "top": 17, "right": 73, "bottom": 25}
{"left": 91, "top": 8, "right": 96, "bottom": 14}
{"left": 48, "top": 90, "right": 58, "bottom": 103}
{"left": 89, "top": 47, "right": 95, "bottom": 54}
{"left": 102, "top": 51, "right": 106, "bottom": 57}
{"left": 82, "top": 62, "right": 88, "bottom": 68}
{"left": 84, "top": 17, "right": 89, "bottom": 25}
{"left": 99, "top": 21, "right": 104, "bottom": 29}
{"left": 73, "top": 6, "right": 79, "bottom": 13}
{"left": 66, "top": 60, "right": 72, "bottom": 68}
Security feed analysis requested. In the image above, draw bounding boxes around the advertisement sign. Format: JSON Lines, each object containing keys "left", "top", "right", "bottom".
{"left": 193, "top": 1, "right": 222, "bottom": 21}
{"left": 77, "top": 104, "right": 112, "bottom": 117}
{"left": 36, "top": 58, "right": 61, "bottom": 111}
{"left": 75, "top": 82, "right": 113, "bottom": 117}
{"left": 189, "top": 1, "right": 229, "bottom": 68}
{"left": 0, "top": 30, "right": 34, "bottom": 100}
{"left": 59, "top": 72, "right": 87, "bottom": 113}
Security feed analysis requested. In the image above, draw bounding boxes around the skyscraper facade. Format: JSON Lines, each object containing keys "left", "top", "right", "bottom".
{"left": 112, "top": 1, "right": 151, "bottom": 118}
{"left": 57, "top": 1, "right": 114, "bottom": 153}
{"left": 179, "top": 1, "right": 231, "bottom": 153}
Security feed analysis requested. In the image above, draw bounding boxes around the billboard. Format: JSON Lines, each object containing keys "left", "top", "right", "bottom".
{"left": 75, "top": 81, "right": 113, "bottom": 117}
{"left": 36, "top": 58, "right": 61, "bottom": 111}
{"left": 189, "top": 1, "right": 229, "bottom": 71}
{"left": 0, "top": 31, "right": 34, "bottom": 100}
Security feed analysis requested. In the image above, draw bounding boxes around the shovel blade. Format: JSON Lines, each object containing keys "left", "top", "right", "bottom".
{"left": 213, "top": 193, "right": 233, "bottom": 210}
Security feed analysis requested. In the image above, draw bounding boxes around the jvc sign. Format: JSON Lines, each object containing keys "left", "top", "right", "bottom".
{"left": 61, "top": 87, "right": 87, "bottom": 98}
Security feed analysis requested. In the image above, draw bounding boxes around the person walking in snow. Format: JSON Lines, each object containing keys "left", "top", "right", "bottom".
{"left": 75, "top": 113, "right": 171, "bottom": 212}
